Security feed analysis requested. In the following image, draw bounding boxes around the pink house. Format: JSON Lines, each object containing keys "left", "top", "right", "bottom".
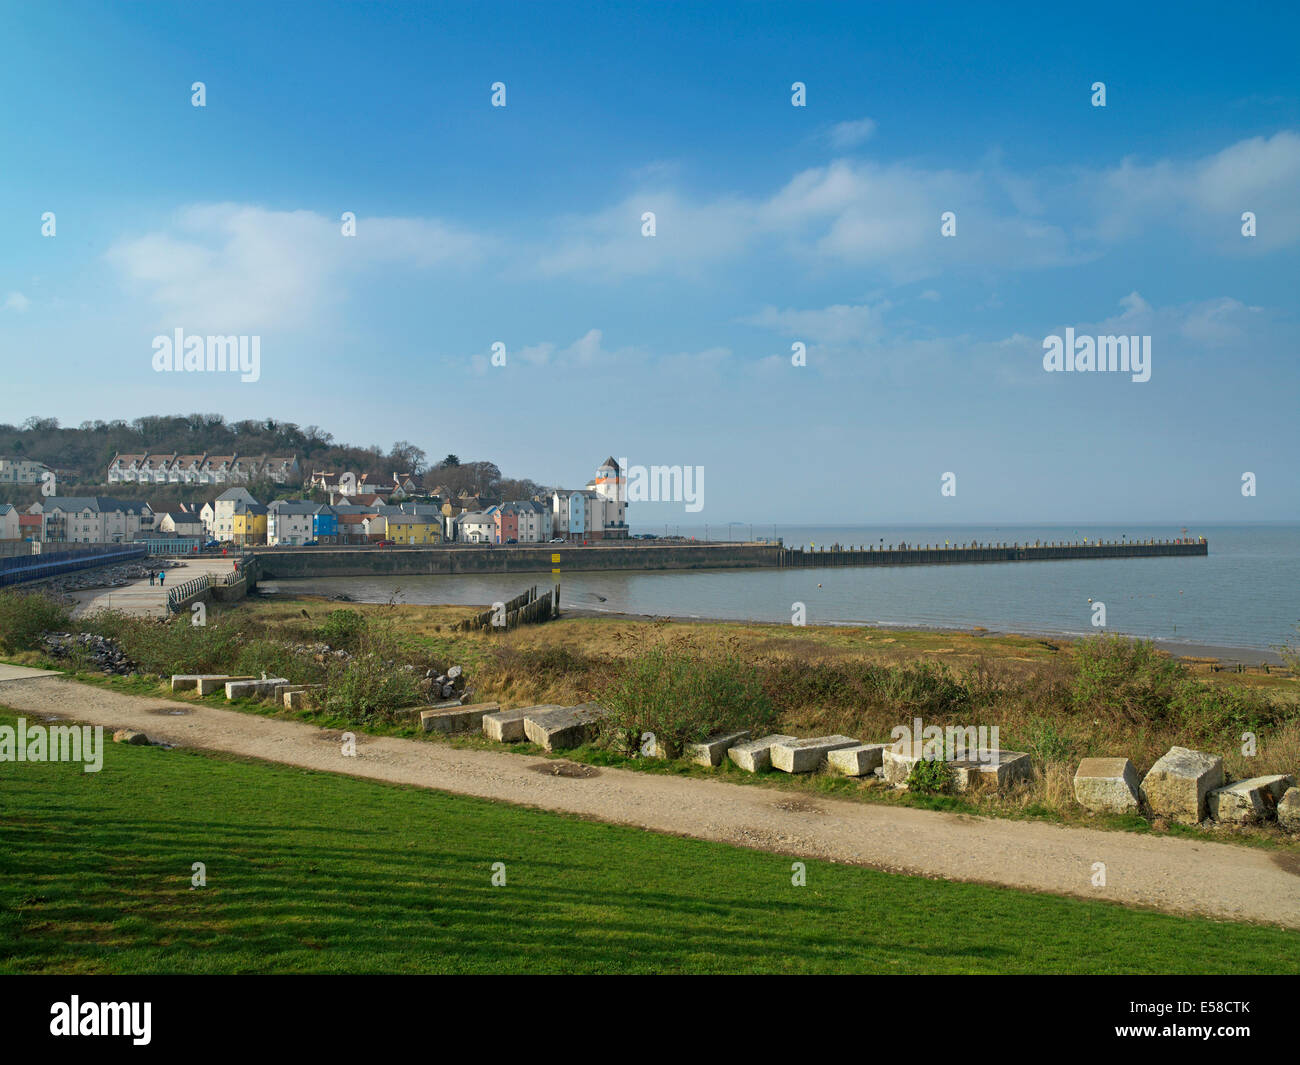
{"left": 494, "top": 506, "right": 519, "bottom": 544}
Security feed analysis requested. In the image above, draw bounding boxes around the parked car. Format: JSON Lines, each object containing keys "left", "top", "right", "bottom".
{"left": 549, "top": 537, "right": 565, "bottom": 543}
{"left": 203, "top": 539, "right": 220, "bottom": 549}
{"left": 374, "top": 539, "right": 394, "bottom": 547}
{"left": 506, "top": 538, "right": 517, "bottom": 544}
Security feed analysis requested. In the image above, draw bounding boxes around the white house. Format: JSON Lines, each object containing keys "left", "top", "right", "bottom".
{"left": 0, "top": 503, "right": 20, "bottom": 540}
{"left": 551, "top": 457, "right": 629, "bottom": 541}
{"left": 107, "top": 451, "right": 300, "bottom": 486}
{"left": 210, "top": 487, "right": 258, "bottom": 541}
{"left": 266, "top": 499, "right": 319, "bottom": 546}
{"left": 29, "top": 497, "right": 154, "bottom": 544}
{"left": 0, "top": 458, "right": 52, "bottom": 484}
{"left": 454, "top": 511, "right": 496, "bottom": 544}
{"left": 158, "top": 506, "right": 206, "bottom": 538}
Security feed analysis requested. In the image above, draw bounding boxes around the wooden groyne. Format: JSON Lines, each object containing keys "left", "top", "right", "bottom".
{"left": 777, "top": 539, "right": 1208, "bottom": 567}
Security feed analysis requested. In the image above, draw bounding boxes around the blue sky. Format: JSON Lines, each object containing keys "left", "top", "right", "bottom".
{"left": 1, "top": 1, "right": 1298, "bottom": 523}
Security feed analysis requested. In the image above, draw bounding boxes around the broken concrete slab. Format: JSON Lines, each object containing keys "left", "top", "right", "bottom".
{"left": 1141, "top": 746, "right": 1225, "bottom": 824}
{"left": 684, "top": 731, "right": 751, "bottom": 767}
{"left": 1073, "top": 757, "right": 1142, "bottom": 814}
{"left": 283, "top": 687, "right": 322, "bottom": 711}
{"left": 272, "top": 683, "right": 307, "bottom": 704}
{"left": 482, "top": 705, "right": 566, "bottom": 743}
{"left": 882, "top": 746, "right": 926, "bottom": 786}
{"left": 827, "top": 743, "right": 889, "bottom": 777}
{"left": 170, "top": 674, "right": 228, "bottom": 692}
{"left": 113, "top": 729, "right": 151, "bottom": 745}
{"left": 225, "top": 677, "right": 290, "bottom": 701}
{"left": 770, "top": 735, "right": 860, "bottom": 774}
{"left": 726, "top": 734, "right": 798, "bottom": 772}
{"left": 419, "top": 701, "right": 501, "bottom": 734}
{"left": 196, "top": 675, "right": 254, "bottom": 695}
{"left": 1208, "top": 774, "right": 1296, "bottom": 824}
{"left": 950, "top": 750, "right": 1032, "bottom": 792}
{"left": 522, "top": 703, "right": 606, "bottom": 751}
{"left": 1279, "top": 787, "right": 1300, "bottom": 833}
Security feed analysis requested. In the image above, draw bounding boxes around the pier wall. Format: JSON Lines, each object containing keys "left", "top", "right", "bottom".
{"left": 248, "top": 539, "right": 1207, "bottom": 579}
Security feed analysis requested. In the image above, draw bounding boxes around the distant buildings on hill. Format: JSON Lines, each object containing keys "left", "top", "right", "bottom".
{"left": 5, "top": 457, "right": 632, "bottom": 547}
{"left": 106, "top": 452, "right": 301, "bottom": 486}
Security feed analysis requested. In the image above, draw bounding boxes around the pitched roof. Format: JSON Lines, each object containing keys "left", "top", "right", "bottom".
{"left": 215, "top": 487, "right": 257, "bottom": 503}
{"left": 38, "top": 497, "right": 151, "bottom": 514}
{"left": 267, "top": 499, "right": 320, "bottom": 515}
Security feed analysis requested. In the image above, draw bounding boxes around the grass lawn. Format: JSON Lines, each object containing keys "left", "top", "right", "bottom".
{"left": 2, "top": 711, "right": 1298, "bottom": 974}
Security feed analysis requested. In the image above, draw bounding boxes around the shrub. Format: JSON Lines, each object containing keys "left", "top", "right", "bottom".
{"left": 316, "top": 609, "right": 368, "bottom": 648}
{"left": 80, "top": 611, "right": 244, "bottom": 676}
{"left": 907, "top": 756, "right": 953, "bottom": 794}
{"left": 322, "top": 618, "right": 419, "bottom": 722}
{"left": 591, "top": 632, "right": 777, "bottom": 758}
{"left": 1024, "top": 717, "right": 1077, "bottom": 766}
{"left": 1070, "top": 635, "right": 1186, "bottom": 721}
{"left": 0, "top": 590, "right": 70, "bottom": 652}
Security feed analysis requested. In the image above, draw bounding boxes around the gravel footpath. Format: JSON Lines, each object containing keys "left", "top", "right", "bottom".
{"left": 2, "top": 666, "right": 1297, "bottom": 929}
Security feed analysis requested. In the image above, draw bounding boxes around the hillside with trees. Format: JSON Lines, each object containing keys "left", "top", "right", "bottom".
{"left": 0, "top": 415, "right": 548, "bottom": 506}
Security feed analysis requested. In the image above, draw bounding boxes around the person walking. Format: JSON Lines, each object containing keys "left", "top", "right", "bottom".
{"left": 148, "top": 572, "right": 155, "bottom": 586}
{"left": 158, "top": 570, "right": 165, "bottom": 586}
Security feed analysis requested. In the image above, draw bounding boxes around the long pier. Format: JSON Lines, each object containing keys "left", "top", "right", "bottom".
{"left": 248, "top": 537, "right": 1207, "bottom": 579}
{"left": 777, "top": 538, "right": 1208, "bottom": 567}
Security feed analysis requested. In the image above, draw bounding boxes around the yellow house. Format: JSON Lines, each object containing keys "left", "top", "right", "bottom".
{"left": 231, "top": 503, "right": 268, "bottom": 545}
{"left": 386, "top": 515, "right": 442, "bottom": 545}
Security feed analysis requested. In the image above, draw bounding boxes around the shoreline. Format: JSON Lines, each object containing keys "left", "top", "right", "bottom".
{"left": 558, "top": 606, "right": 1287, "bottom": 666}
{"left": 259, "top": 586, "right": 1288, "bottom": 666}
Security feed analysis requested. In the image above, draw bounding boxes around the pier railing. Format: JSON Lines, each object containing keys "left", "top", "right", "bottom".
{"left": 778, "top": 538, "right": 1208, "bottom": 567}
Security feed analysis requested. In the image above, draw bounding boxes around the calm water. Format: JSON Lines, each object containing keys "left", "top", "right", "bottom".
{"left": 267, "top": 523, "right": 1299, "bottom": 657}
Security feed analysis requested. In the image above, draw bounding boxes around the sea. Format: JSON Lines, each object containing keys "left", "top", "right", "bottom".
{"left": 264, "top": 522, "right": 1299, "bottom": 660}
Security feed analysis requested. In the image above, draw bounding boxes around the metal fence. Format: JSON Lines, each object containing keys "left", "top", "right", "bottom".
{"left": 166, "top": 575, "right": 211, "bottom": 613}
{"left": 0, "top": 545, "right": 147, "bottom": 588}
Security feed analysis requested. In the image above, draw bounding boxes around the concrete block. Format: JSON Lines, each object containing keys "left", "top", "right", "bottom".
{"left": 770, "top": 735, "right": 860, "bottom": 774}
{"left": 1279, "top": 788, "right": 1300, "bottom": 833}
{"left": 950, "top": 750, "right": 1032, "bottom": 792}
{"left": 196, "top": 675, "right": 254, "bottom": 695}
{"left": 419, "top": 701, "right": 501, "bottom": 734}
{"left": 482, "top": 705, "right": 565, "bottom": 743}
{"left": 882, "top": 746, "right": 925, "bottom": 786}
{"left": 522, "top": 703, "right": 606, "bottom": 750}
{"left": 684, "top": 731, "right": 751, "bottom": 767}
{"left": 1073, "top": 757, "right": 1141, "bottom": 814}
{"left": 1207, "top": 774, "right": 1295, "bottom": 824}
{"left": 827, "top": 743, "right": 889, "bottom": 777}
{"left": 113, "top": 729, "right": 151, "bottom": 745}
{"left": 225, "top": 677, "right": 289, "bottom": 701}
{"left": 1141, "top": 746, "right": 1225, "bottom": 824}
{"left": 727, "top": 734, "right": 797, "bottom": 772}
{"left": 171, "top": 674, "right": 226, "bottom": 692}
{"left": 283, "top": 687, "right": 322, "bottom": 710}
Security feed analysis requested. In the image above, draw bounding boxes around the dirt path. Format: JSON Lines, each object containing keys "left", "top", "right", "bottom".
{"left": 3, "top": 667, "right": 1297, "bottom": 929}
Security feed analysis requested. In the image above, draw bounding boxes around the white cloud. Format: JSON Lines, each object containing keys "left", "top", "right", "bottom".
{"left": 107, "top": 203, "right": 487, "bottom": 331}
{"left": 1086, "top": 131, "right": 1300, "bottom": 251}
{"left": 535, "top": 130, "right": 1300, "bottom": 283}
{"left": 826, "top": 117, "right": 877, "bottom": 150}
{"left": 744, "top": 301, "right": 891, "bottom": 345}
{"left": 2, "top": 292, "right": 30, "bottom": 312}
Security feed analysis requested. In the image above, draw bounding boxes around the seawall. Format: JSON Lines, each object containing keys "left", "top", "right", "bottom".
{"left": 248, "top": 539, "right": 1207, "bottom": 579}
